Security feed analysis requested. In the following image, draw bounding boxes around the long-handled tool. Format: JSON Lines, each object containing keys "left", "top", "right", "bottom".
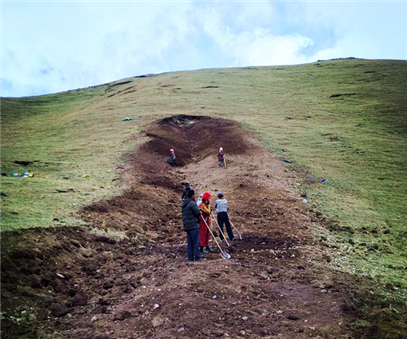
{"left": 210, "top": 214, "right": 236, "bottom": 253}
{"left": 224, "top": 156, "right": 227, "bottom": 168}
{"left": 201, "top": 216, "right": 231, "bottom": 260}
{"left": 229, "top": 220, "right": 243, "bottom": 240}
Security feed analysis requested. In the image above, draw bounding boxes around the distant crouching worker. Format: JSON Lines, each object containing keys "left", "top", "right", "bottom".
{"left": 218, "top": 147, "right": 224, "bottom": 167}
{"left": 168, "top": 148, "right": 177, "bottom": 166}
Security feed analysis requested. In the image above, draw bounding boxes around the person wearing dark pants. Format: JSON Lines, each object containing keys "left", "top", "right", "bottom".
{"left": 186, "top": 228, "right": 200, "bottom": 261}
{"left": 181, "top": 189, "right": 206, "bottom": 262}
{"left": 215, "top": 192, "right": 235, "bottom": 241}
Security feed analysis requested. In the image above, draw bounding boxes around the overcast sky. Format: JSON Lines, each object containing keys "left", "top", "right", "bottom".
{"left": 1, "top": 1, "right": 406, "bottom": 98}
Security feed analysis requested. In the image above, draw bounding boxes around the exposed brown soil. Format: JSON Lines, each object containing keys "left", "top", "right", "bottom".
{"left": 1, "top": 115, "right": 406, "bottom": 339}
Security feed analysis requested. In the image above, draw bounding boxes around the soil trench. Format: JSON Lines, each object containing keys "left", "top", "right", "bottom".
{"left": 1, "top": 116, "right": 400, "bottom": 339}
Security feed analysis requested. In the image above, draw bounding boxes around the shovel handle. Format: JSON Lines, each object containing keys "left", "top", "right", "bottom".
{"left": 201, "top": 216, "right": 224, "bottom": 254}
{"left": 229, "top": 220, "right": 242, "bottom": 238}
{"left": 210, "top": 213, "right": 230, "bottom": 246}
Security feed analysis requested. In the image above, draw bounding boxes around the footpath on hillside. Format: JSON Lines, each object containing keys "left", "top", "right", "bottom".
{"left": 2, "top": 116, "right": 405, "bottom": 339}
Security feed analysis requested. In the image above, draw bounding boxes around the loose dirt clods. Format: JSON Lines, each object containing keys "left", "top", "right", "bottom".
{"left": 1, "top": 116, "right": 406, "bottom": 338}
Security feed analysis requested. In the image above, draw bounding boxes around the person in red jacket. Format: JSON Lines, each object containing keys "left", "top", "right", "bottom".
{"left": 199, "top": 191, "right": 214, "bottom": 254}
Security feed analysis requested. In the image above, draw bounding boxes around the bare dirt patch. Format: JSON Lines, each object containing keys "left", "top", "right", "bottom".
{"left": 2, "top": 115, "right": 406, "bottom": 339}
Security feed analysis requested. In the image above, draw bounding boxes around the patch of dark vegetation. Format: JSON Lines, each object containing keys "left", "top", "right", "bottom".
{"left": 55, "top": 189, "right": 75, "bottom": 193}
{"left": 14, "top": 160, "right": 40, "bottom": 166}
{"left": 318, "top": 57, "right": 357, "bottom": 62}
{"left": 330, "top": 93, "right": 357, "bottom": 98}
{"left": 201, "top": 85, "right": 219, "bottom": 89}
{"left": 121, "top": 89, "right": 137, "bottom": 95}
{"left": 134, "top": 73, "right": 158, "bottom": 78}
{"left": 108, "top": 80, "right": 133, "bottom": 88}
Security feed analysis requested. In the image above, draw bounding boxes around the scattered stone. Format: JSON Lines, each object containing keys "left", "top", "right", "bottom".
{"left": 52, "top": 307, "right": 70, "bottom": 317}
{"left": 287, "top": 314, "right": 299, "bottom": 321}
{"left": 242, "top": 316, "right": 248, "bottom": 321}
{"left": 153, "top": 303, "right": 160, "bottom": 310}
{"left": 152, "top": 316, "right": 165, "bottom": 327}
{"left": 56, "top": 273, "right": 65, "bottom": 279}
{"left": 114, "top": 310, "right": 131, "bottom": 321}
{"left": 91, "top": 316, "right": 98, "bottom": 322}
{"left": 71, "top": 294, "right": 86, "bottom": 306}
{"left": 28, "top": 313, "right": 37, "bottom": 322}
{"left": 320, "top": 289, "right": 327, "bottom": 293}
{"left": 177, "top": 327, "right": 185, "bottom": 333}
{"left": 103, "top": 279, "right": 115, "bottom": 289}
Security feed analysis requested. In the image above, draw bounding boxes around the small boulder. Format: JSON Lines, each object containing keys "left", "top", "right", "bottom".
{"left": 103, "top": 279, "right": 115, "bottom": 289}
{"left": 114, "top": 310, "right": 131, "bottom": 321}
{"left": 287, "top": 314, "right": 300, "bottom": 321}
{"left": 71, "top": 294, "right": 86, "bottom": 306}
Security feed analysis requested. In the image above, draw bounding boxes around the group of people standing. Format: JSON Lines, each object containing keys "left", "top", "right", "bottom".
{"left": 181, "top": 183, "right": 235, "bottom": 262}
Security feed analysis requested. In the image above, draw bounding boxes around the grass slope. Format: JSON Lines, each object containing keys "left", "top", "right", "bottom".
{"left": 1, "top": 58, "right": 406, "bottom": 291}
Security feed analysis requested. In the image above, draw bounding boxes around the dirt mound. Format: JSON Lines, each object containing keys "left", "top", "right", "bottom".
{"left": 142, "top": 115, "right": 255, "bottom": 166}
{"left": 81, "top": 115, "right": 256, "bottom": 234}
{"left": 2, "top": 115, "right": 406, "bottom": 339}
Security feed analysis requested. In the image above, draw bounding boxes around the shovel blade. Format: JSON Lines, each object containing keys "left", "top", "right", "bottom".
{"left": 220, "top": 251, "right": 231, "bottom": 260}
{"left": 239, "top": 234, "right": 243, "bottom": 240}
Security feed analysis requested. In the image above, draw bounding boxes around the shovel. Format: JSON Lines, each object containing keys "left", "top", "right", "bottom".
{"left": 224, "top": 156, "right": 227, "bottom": 168}
{"left": 229, "top": 220, "right": 243, "bottom": 240}
{"left": 201, "top": 216, "right": 231, "bottom": 260}
{"left": 210, "top": 214, "right": 236, "bottom": 253}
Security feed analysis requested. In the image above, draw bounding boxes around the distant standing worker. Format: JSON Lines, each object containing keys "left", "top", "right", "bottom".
{"left": 218, "top": 147, "right": 224, "bottom": 167}
{"left": 199, "top": 191, "right": 214, "bottom": 254}
{"left": 181, "top": 182, "right": 192, "bottom": 200}
{"left": 168, "top": 148, "right": 177, "bottom": 166}
{"left": 181, "top": 189, "right": 206, "bottom": 262}
{"left": 214, "top": 192, "right": 235, "bottom": 241}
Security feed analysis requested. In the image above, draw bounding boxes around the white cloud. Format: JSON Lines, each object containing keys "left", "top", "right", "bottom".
{"left": 1, "top": 1, "right": 406, "bottom": 97}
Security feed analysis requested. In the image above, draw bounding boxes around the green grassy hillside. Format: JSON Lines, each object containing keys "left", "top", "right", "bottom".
{"left": 1, "top": 58, "right": 406, "bottom": 290}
